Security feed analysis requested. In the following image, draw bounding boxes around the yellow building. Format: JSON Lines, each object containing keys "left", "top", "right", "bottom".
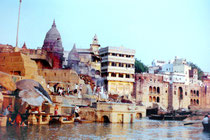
{"left": 99, "top": 46, "right": 135, "bottom": 97}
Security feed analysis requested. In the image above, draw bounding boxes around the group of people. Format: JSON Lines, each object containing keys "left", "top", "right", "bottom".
{"left": 48, "top": 83, "right": 82, "bottom": 98}
{"left": 3, "top": 104, "right": 31, "bottom": 126}
{"left": 93, "top": 86, "right": 108, "bottom": 101}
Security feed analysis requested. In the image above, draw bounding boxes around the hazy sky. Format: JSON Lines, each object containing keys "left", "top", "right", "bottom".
{"left": 0, "top": 0, "right": 210, "bottom": 72}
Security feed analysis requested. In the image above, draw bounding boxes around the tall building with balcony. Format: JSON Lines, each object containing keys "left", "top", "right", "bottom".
{"left": 99, "top": 46, "right": 135, "bottom": 96}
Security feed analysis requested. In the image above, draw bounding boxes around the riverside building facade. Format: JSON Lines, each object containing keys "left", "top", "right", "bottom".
{"left": 99, "top": 46, "right": 135, "bottom": 97}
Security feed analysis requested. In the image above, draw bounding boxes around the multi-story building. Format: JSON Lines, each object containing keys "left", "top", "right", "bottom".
{"left": 134, "top": 68, "right": 206, "bottom": 111}
{"left": 149, "top": 57, "right": 192, "bottom": 85}
{"left": 134, "top": 73, "right": 169, "bottom": 110}
{"left": 99, "top": 46, "right": 135, "bottom": 96}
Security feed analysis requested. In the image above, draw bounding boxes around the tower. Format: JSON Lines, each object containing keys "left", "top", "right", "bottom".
{"left": 42, "top": 20, "right": 64, "bottom": 69}
{"left": 68, "top": 44, "right": 80, "bottom": 73}
{"left": 15, "top": 0, "right": 22, "bottom": 52}
{"left": 90, "top": 34, "right": 100, "bottom": 55}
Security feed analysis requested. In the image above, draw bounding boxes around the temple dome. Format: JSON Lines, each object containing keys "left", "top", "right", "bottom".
{"left": 42, "top": 20, "right": 63, "bottom": 53}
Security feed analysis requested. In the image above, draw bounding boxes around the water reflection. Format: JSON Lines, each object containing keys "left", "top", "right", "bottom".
{"left": 0, "top": 118, "right": 208, "bottom": 139}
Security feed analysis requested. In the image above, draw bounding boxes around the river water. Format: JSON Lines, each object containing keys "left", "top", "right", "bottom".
{"left": 0, "top": 118, "right": 209, "bottom": 140}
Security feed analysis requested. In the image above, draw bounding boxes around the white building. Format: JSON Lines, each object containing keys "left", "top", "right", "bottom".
{"left": 149, "top": 60, "right": 166, "bottom": 74}
{"left": 99, "top": 46, "right": 135, "bottom": 96}
{"left": 149, "top": 57, "right": 192, "bottom": 85}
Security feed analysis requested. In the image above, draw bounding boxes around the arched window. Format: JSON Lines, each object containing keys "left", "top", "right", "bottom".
{"left": 197, "top": 91, "right": 199, "bottom": 97}
{"left": 153, "top": 97, "right": 156, "bottom": 102}
{"left": 178, "top": 87, "right": 183, "bottom": 100}
{"left": 197, "top": 99, "right": 199, "bottom": 105}
{"left": 153, "top": 87, "right": 156, "bottom": 93}
{"left": 149, "top": 86, "right": 152, "bottom": 93}
{"left": 157, "top": 97, "right": 160, "bottom": 103}
{"left": 193, "top": 99, "right": 196, "bottom": 105}
{"left": 149, "top": 96, "right": 152, "bottom": 102}
{"left": 157, "top": 87, "right": 160, "bottom": 94}
{"left": 191, "top": 99, "right": 193, "bottom": 104}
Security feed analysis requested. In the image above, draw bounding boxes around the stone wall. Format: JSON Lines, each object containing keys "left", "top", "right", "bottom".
{"left": 38, "top": 69, "right": 79, "bottom": 84}
{"left": 0, "top": 52, "right": 47, "bottom": 89}
{"left": 79, "top": 102, "right": 141, "bottom": 123}
{"left": 108, "top": 81, "right": 133, "bottom": 97}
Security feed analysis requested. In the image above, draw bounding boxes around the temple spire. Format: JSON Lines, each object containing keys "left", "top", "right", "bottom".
{"left": 52, "top": 19, "right": 56, "bottom": 27}
{"left": 92, "top": 34, "right": 98, "bottom": 44}
{"left": 22, "top": 42, "right": 27, "bottom": 49}
{"left": 73, "top": 43, "right": 76, "bottom": 49}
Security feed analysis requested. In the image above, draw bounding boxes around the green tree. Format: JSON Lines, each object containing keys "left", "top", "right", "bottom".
{"left": 188, "top": 62, "right": 204, "bottom": 80}
{"left": 135, "top": 59, "right": 148, "bottom": 73}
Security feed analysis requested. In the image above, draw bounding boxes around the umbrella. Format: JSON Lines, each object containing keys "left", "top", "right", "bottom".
{"left": 0, "top": 71, "right": 16, "bottom": 91}
{"left": 16, "top": 79, "right": 53, "bottom": 106}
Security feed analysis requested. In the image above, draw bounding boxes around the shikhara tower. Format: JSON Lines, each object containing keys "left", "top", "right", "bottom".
{"left": 42, "top": 20, "right": 64, "bottom": 69}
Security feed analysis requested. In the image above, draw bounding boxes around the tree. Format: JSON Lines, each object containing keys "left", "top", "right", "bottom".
{"left": 188, "top": 62, "right": 204, "bottom": 80}
{"left": 135, "top": 59, "right": 148, "bottom": 73}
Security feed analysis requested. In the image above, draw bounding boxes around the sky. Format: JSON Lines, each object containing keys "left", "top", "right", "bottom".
{"left": 0, "top": 0, "right": 210, "bottom": 72}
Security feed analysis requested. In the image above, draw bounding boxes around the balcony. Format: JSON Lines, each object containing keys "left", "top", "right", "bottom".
{"left": 101, "top": 66, "right": 134, "bottom": 74}
{"left": 106, "top": 76, "right": 135, "bottom": 82}
{"left": 101, "top": 56, "right": 135, "bottom": 64}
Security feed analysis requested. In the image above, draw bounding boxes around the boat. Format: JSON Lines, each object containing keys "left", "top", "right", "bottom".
{"left": 148, "top": 114, "right": 164, "bottom": 120}
{"left": 149, "top": 114, "right": 188, "bottom": 121}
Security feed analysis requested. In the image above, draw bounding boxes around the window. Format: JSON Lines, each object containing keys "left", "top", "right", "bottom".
{"left": 149, "top": 86, "right": 152, "bottom": 93}
{"left": 119, "top": 74, "right": 123, "bottom": 78}
{"left": 112, "top": 53, "right": 117, "bottom": 56}
{"left": 197, "top": 99, "right": 199, "bottom": 105}
{"left": 119, "top": 63, "right": 123, "bottom": 67}
{"left": 112, "top": 62, "right": 116, "bottom": 66}
{"left": 149, "top": 96, "right": 152, "bottom": 102}
{"left": 157, "top": 97, "right": 160, "bottom": 103}
{"left": 126, "top": 64, "right": 130, "bottom": 68}
{"left": 111, "top": 73, "right": 116, "bottom": 77}
{"left": 126, "top": 74, "right": 130, "bottom": 78}
{"left": 153, "top": 97, "right": 156, "bottom": 102}
{"left": 157, "top": 87, "right": 160, "bottom": 94}
{"left": 197, "top": 91, "right": 199, "bottom": 97}
{"left": 190, "top": 90, "right": 193, "bottom": 96}
{"left": 153, "top": 87, "right": 156, "bottom": 93}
